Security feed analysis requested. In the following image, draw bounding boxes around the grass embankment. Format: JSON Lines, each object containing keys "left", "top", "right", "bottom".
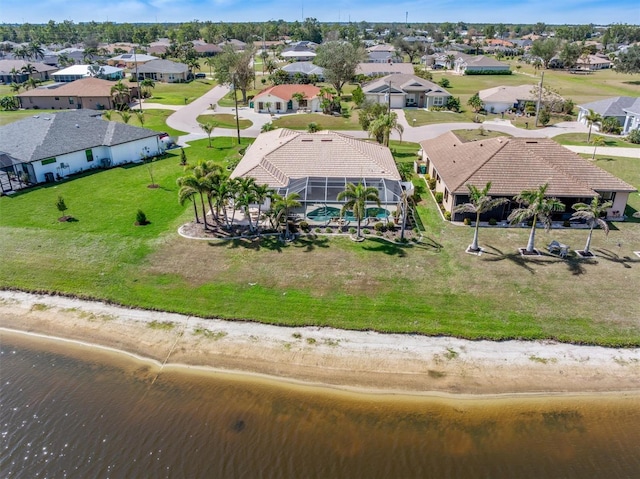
{"left": 195, "top": 114, "right": 252, "bottom": 130}
{"left": 1, "top": 140, "right": 639, "bottom": 346}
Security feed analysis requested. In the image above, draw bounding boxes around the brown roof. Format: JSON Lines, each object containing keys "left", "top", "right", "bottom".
{"left": 0, "top": 59, "right": 58, "bottom": 74}
{"left": 231, "top": 129, "right": 400, "bottom": 188}
{"left": 420, "top": 132, "right": 636, "bottom": 197}
{"left": 254, "top": 84, "right": 322, "bottom": 101}
{"left": 17, "top": 77, "right": 122, "bottom": 98}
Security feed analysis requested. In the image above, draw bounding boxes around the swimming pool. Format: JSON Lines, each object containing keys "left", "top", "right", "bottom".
{"left": 306, "top": 206, "right": 391, "bottom": 222}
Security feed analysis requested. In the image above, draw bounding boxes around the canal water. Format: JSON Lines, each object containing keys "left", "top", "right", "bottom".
{"left": 2, "top": 332, "right": 639, "bottom": 478}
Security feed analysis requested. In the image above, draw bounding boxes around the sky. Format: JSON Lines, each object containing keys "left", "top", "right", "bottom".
{"left": 1, "top": 0, "right": 638, "bottom": 26}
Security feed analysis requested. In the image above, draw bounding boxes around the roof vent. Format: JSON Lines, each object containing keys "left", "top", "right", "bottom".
{"left": 321, "top": 138, "right": 332, "bottom": 142}
{"left": 75, "top": 124, "right": 79, "bottom": 128}
{"left": 525, "top": 141, "right": 538, "bottom": 144}
{"left": 33, "top": 115, "right": 39, "bottom": 118}
{"left": 301, "top": 139, "right": 313, "bottom": 142}
{"left": 480, "top": 143, "right": 483, "bottom": 147}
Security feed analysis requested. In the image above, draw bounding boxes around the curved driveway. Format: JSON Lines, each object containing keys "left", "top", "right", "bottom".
{"left": 160, "top": 84, "right": 639, "bottom": 159}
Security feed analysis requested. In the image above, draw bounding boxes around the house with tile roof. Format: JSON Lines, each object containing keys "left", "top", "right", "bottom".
{"left": 252, "top": 84, "right": 323, "bottom": 113}
{"left": 362, "top": 73, "right": 451, "bottom": 109}
{"left": 577, "top": 97, "right": 640, "bottom": 133}
{"left": 107, "top": 53, "right": 159, "bottom": 68}
{"left": 281, "top": 61, "right": 325, "bottom": 81}
{"left": 355, "top": 62, "right": 415, "bottom": 77}
{"left": 280, "top": 43, "right": 317, "bottom": 62}
{"left": 16, "top": 77, "right": 135, "bottom": 110}
{"left": 231, "top": 129, "right": 409, "bottom": 220}
{"left": 576, "top": 54, "right": 612, "bottom": 71}
{"left": 136, "top": 59, "right": 189, "bottom": 83}
{"left": 419, "top": 132, "right": 636, "bottom": 221}
{"left": 0, "top": 109, "right": 162, "bottom": 185}
{"left": 479, "top": 84, "right": 555, "bottom": 114}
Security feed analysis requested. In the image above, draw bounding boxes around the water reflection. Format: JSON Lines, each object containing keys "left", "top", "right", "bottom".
{"left": 1, "top": 333, "right": 639, "bottom": 478}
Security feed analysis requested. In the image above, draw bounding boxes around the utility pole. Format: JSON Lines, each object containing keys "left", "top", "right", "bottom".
{"left": 133, "top": 46, "right": 142, "bottom": 112}
{"left": 232, "top": 73, "right": 241, "bottom": 145}
{"left": 535, "top": 71, "right": 544, "bottom": 127}
{"left": 387, "top": 80, "right": 392, "bottom": 113}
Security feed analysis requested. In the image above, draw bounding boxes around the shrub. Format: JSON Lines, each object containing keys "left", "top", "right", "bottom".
{"left": 314, "top": 227, "right": 321, "bottom": 233}
{"left": 374, "top": 221, "right": 385, "bottom": 232}
{"left": 446, "top": 96, "right": 461, "bottom": 112}
{"left": 56, "top": 196, "right": 68, "bottom": 216}
{"left": 307, "top": 122, "right": 319, "bottom": 133}
{"left": 434, "top": 192, "right": 444, "bottom": 203}
{"left": 438, "top": 78, "right": 451, "bottom": 88}
{"left": 135, "top": 209, "right": 148, "bottom": 225}
{"left": 386, "top": 221, "right": 395, "bottom": 231}
{"left": 488, "top": 218, "right": 498, "bottom": 226}
{"left": 362, "top": 229, "right": 370, "bottom": 235}
{"left": 428, "top": 178, "right": 436, "bottom": 190}
{"left": 325, "top": 227, "right": 332, "bottom": 233}
{"left": 376, "top": 230, "right": 383, "bottom": 236}
{"left": 179, "top": 148, "right": 187, "bottom": 166}
{"left": 628, "top": 129, "right": 640, "bottom": 144}
{"left": 444, "top": 211, "right": 452, "bottom": 221}
{"left": 563, "top": 220, "right": 571, "bottom": 227}
{"left": 601, "top": 117, "right": 622, "bottom": 135}
{"left": 348, "top": 227, "right": 357, "bottom": 234}
{"left": 539, "top": 109, "right": 551, "bottom": 126}
{"left": 298, "top": 220, "right": 309, "bottom": 231}
{"left": 463, "top": 217, "right": 471, "bottom": 226}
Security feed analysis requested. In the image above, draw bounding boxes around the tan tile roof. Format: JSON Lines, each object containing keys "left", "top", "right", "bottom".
{"left": 17, "top": 77, "right": 120, "bottom": 98}
{"left": 479, "top": 84, "right": 538, "bottom": 103}
{"left": 231, "top": 129, "right": 400, "bottom": 187}
{"left": 420, "top": 133, "right": 636, "bottom": 197}
{"left": 253, "top": 84, "right": 322, "bottom": 101}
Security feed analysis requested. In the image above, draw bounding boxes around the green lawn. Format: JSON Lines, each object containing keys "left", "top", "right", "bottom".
{"left": 0, "top": 109, "right": 57, "bottom": 126}
{"left": 196, "top": 114, "right": 252, "bottom": 130}
{"left": 109, "top": 109, "right": 186, "bottom": 138}
{"left": 273, "top": 112, "right": 358, "bottom": 130}
{"left": 146, "top": 79, "right": 217, "bottom": 105}
{"left": 1, "top": 138, "right": 639, "bottom": 347}
{"left": 554, "top": 133, "right": 640, "bottom": 148}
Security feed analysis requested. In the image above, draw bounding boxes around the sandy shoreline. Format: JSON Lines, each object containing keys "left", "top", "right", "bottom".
{"left": 1, "top": 290, "right": 639, "bottom": 397}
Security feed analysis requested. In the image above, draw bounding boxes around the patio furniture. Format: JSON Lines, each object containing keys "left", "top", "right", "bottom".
{"left": 548, "top": 240, "right": 570, "bottom": 258}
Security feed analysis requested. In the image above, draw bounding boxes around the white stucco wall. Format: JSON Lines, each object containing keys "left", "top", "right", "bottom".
{"left": 110, "top": 137, "right": 161, "bottom": 166}
{"left": 364, "top": 93, "right": 405, "bottom": 109}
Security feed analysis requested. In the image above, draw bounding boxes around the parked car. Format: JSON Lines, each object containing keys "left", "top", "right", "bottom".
{"left": 195, "top": 73, "right": 206, "bottom": 79}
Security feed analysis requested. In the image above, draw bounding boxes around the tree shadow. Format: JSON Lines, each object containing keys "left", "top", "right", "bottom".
{"left": 480, "top": 245, "right": 548, "bottom": 274}
{"left": 207, "top": 235, "right": 283, "bottom": 252}
{"left": 361, "top": 238, "right": 408, "bottom": 257}
{"left": 417, "top": 235, "right": 443, "bottom": 252}
{"left": 594, "top": 248, "right": 638, "bottom": 269}
{"left": 292, "top": 234, "right": 330, "bottom": 252}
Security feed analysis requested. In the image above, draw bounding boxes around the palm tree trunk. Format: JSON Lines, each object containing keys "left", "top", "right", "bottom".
{"left": 199, "top": 193, "right": 209, "bottom": 229}
{"left": 526, "top": 216, "right": 537, "bottom": 253}
{"left": 584, "top": 226, "right": 594, "bottom": 254}
{"left": 357, "top": 218, "right": 362, "bottom": 238}
{"left": 193, "top": 199, "right": 200, "bottom": 224}
{"left": 471, "top": 212, "right": 481, "bottom": 251}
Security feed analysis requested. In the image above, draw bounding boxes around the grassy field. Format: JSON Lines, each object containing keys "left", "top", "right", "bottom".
{"left": 554, "top": 133, "right": 640, "bottom": 148}
{"left": 110, "top": 109, "right": 186, "bottom": 138}
{"left": 146, "top": 79, "right": 217, "bottom": 105}
{"left": 196, "top": 113, "right": 253, "bottom": 130}
{"left": 0, "top": 109, "right": 57, "bottom": 126}
{"left": 1, "top": 137, "right": 639, "bottom": 346}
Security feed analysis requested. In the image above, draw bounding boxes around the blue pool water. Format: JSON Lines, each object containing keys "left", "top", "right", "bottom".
{"left": 307, "top": 207, "right": 390, "bottom": 222}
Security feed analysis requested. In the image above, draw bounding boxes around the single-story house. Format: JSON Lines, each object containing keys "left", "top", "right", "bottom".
{"left": 0, "top": 109, "right": 163, "bottom": 185}
{"left": 419, "top": 132, "right": 636, "bottom": 221}
{"left": 577, "top": 96, "right": 640, "bottom": 132}
{"left": 355, "top": 62, "right": 414, "bottom": 77}
{"left": 576, "top": 54, "right": 613, "bottom": 71}
{"left": 280, "top": 43, "right": 317, "bottom": 62}
{"left": 366, "top": 44, "right": 396, "bottom": 53}
{"left": 252, "top": 84, "right": 323, "bottom": 114}
{"left": 52, "top": 64, "right": 124, "bottom": 82}
{"left": 230, "top": 129, "right": 410, "bottom": 220}
{"left": 362, "top": 73, "right": 451, "bottom": 109}
{"left": 0, "top": 59, "right": 58, "bottom": 83}
{"left": 280, "top": 61, "right": 325, "bottom": 81}
{"left": 367, "top": 51, "right": 404, "bottom": 63}
{"left": 136, "top": 59, "right": 189, "bottom": 83}
{"left": 454, "top": 54, "right": 511, "bottom": 74}
{"left": 218, "top": 39, "right": 247, "bottom": 51}
{"left": 16, "top": 77, "right": 134, "bottom": 110}
{"left": 478, "top": 84, "right": 542, "bottom": 114}
{"left": 622, "top": 99, "right": 640, "bottom": 134}
{"left": 107, "top": 53, "right": 158, "bottom": 68}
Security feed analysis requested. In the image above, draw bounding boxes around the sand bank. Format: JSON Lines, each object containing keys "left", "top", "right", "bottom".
{"left": 1, "top": 290, "right": 639, "bottom": 396}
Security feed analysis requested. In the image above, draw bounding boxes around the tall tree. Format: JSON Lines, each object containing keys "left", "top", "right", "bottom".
{"left": 313, "top": 41, "right": 366, "bottom": 95}
{"left": 570, "top": 196, "right": 612, "bottom": 255}
{"left": 614, "top": 45, "right": 640, "bottom": 74}
{"left": 585, "top": 109, "right": 603, "bottom": 142}
{"left": 454, "top": 182, "right": 509, "bottom": 252}
{"left": 110, "top": 80, "right": 130, "bottom": 110}
{"left": 213, "top": 44, "right": 255, "bottom": 103}
{"left": 530, "top": 38, "right": 560, "bottom": 69}
{"left": 337, "top": 182, "right": 381, "bottom": 239}
{"left": 368, "top": 112, "right": 403, "bottom": 146}
{"left": 467, "top": 92, "right": 483, "bottom": 112}
{"left": 508, "top": 183, "right": 565, "bottom": 254}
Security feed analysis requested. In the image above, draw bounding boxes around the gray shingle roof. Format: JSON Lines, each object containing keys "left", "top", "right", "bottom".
{"left": 0, "top": 110, "right": 159, "bottom": 163}
{"left": 579, "top": 97, "right": 640, "bottom": 117}
{"left": 137, "top": 59, "right": 188, "bottom": 74}
{"left": 363, "top": 74, "right": 450, "bottom": 96}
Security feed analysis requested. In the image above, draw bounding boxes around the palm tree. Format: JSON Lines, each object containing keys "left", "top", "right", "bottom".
{"left": 454, "top": 182, "right": 509, "bottom": 252}
{"left": 205, "top": 57, "right": 216, "bottom": 77}
{"left": 199, "top": 122, "right": 215, "bottom": 148}
{"left": 28, "top": 42, "right": 45, "bottom": 61}
{"left": 57, "top": 52, "right": 73, "bottom": 67}
{"left": 508, "top": 183, "right": 565, "bottom": 254}
{"left": 445, "top": 54, "right": 456, "bottom": 69}
{"left": 368, "top": 112, "right": 404, "bottom": 147}
{"left": 110, "top": 80, "right": 130, "bottom": 110}
{"left": 591, "top": 135, "right": 606, "bottom": 160}
{"left": 178, "top": 183, "right": 201, "bottom": 224}
{"left": 177, "top": 171, "right": 211, "bottom": 230}
{"left": 235, "top": 177, "right": 258, "bottom": 231}
{"left": 9, "top": 82, "right": 22, "bottom": 94}
{"left": 210, "top": 177, "right": 235, "bottom": 227}
{"left": 12, "top": 46, "right": 29, "bottom": 61}
{"left": 140, "top": 78, "right": 155, "bottom": 98}
{"left": 532, "top": 58, "right": 543, "bottom": 71}
{"left": 264, "top": 58, "right": 278, "bottom": 75}
{"left": 585, "top": 109, "right": 603, "bottom": 142}
{"left": 102, "top": 110, "right": 112, "bottom": 121}
{"left": 82, "top": 47, "right": 98, "bottom": 63}
{"left": 273, "top": 193, "right": 301, "bottom": 240}
{"left": 23, "top": 78, "right": 38, "bottom": 91}
{"left": 570, "top": 196, "right": 612, "bottom": 256}
{"left": 118, "top": 110, "right": 131, "bottom": 124}
{"left": 261, "top": 122, "right": 276, "bottom": 132}
{"left": 135, "top": 110, "right": 145, "bottom": 127}
{"left": 252, "top": 183, "right": 272, "bottom": 234}
{"left": 337, "top": 183, "right": 381, "bottom": 239}
{"left": 21, "top": 63, "right": 37, "bottom": 76}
